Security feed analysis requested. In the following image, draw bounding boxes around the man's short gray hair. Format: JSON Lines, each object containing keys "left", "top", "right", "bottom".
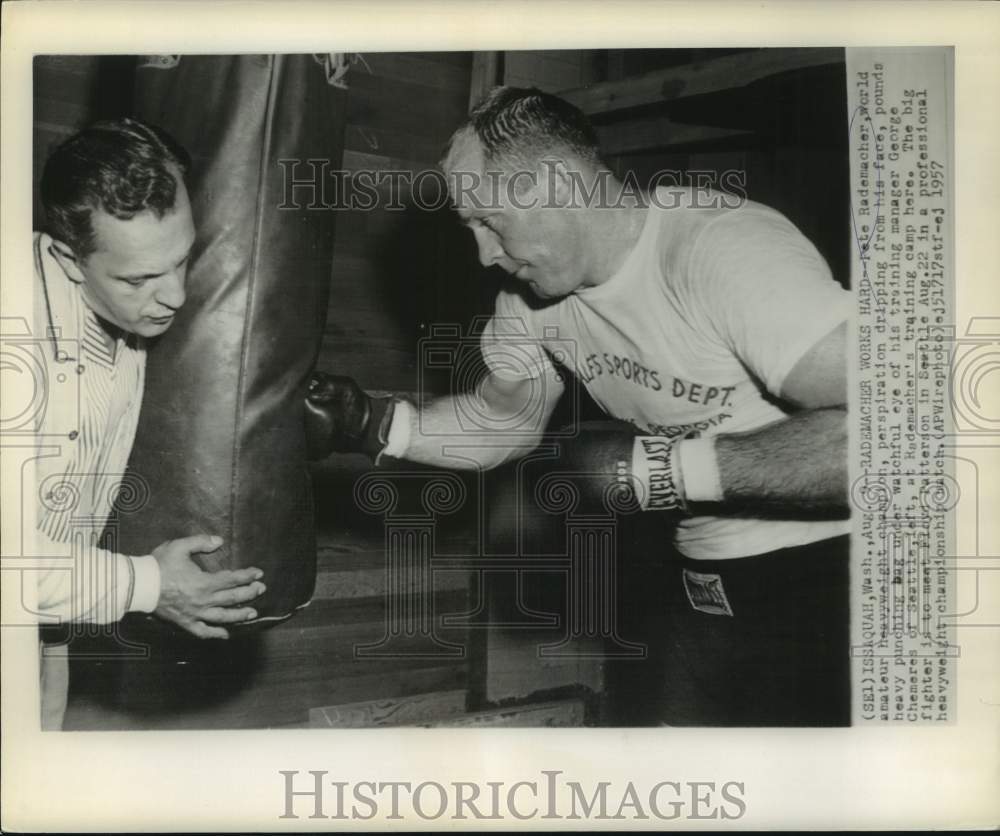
{"left": 442, "top": 85, "right": 603, "bottom": 174}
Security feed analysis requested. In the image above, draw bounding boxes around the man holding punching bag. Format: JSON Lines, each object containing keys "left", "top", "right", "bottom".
{"left": 307, "top": 87, "right": 852, "bottom": 726}
{"left": 34, "top": 119, "right": 266, "bottom": 728}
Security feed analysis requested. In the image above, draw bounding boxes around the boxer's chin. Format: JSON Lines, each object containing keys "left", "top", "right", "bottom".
{"left": 524, "top": 278, "right": 568, "bottom": 300}
{"left": 136, "top": 316, "right": 176, "bottom": 337}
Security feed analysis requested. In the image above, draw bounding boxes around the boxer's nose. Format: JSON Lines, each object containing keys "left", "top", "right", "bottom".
{"left": 155, "top": 267, "right": 187, "bottom": 311}
{"left": 473, "top": 225, "right": 506, "bottom": 268}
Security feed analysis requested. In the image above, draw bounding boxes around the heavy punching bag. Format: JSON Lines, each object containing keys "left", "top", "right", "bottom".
{"left": 84, "top": 55, "right": 346, "bottom": 722}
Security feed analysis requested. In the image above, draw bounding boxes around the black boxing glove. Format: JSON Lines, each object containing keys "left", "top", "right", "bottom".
{"left": 304, "top": 372, "right": 397, "bottom": 461}
{"left": 542, "top": 421, "right": 695, "bottom": 515}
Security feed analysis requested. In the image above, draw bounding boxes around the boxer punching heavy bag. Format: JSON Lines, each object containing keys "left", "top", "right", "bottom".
{"left": 117, "top": 55, "right": 346, "bottom": 625}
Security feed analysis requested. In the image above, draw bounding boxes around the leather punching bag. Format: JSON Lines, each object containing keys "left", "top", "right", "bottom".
{"left": 118, "top": 55, "right": 346, "bottom": 624}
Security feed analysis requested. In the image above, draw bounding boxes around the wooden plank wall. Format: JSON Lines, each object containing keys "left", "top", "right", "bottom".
{"left": 319, "top": 51, "right": 485, "bottom": 395}
{"left": 33, "top": 56, "right": 135, "bottom": 228}
{"left": 599, "top": 62, "right": 851, "bottom": 287}
{"left": 299, "top": 53, "right": 491, "bottom": 729}
{"left": 503, "top": 50, "right": 603, "bottom": 92}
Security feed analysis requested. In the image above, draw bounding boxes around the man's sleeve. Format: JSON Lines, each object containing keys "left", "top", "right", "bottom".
{"left": 480, "top": 285, "right": 556, "bottom": 382}
{"left": 689, "top": 208, "right": 852, "bottom": 397}
{"left": 33, "top": 529, "right": 160, "bottom": 625}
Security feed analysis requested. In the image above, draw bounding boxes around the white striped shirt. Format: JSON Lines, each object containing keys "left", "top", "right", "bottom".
{"left": 33, "top": 232, "right": 160, "bottom": 624}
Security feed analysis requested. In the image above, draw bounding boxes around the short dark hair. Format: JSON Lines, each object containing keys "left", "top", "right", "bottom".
{"left": 446, "top": 86, "right": 602, "bottom": 171}
{"left": 40, "top": 117, "right": 191, "bottom": 259}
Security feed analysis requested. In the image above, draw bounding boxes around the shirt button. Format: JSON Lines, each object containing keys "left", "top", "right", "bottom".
{"left": 76, "top": 364, "right": 85, "bottom": 374}
{"left": 68, "top": 431, "right": 79, "bottom": 440}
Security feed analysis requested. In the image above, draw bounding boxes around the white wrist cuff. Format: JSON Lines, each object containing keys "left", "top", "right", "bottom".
{"left": 632, "top": 436, "right": 687, "bottom": 513}
{"left": 676, "top": 436, "right": 724, "bottom": 503}
{"left": 129, "top": 555, "right": 161, "bottom": 613}
{"left": 382, "top": 399, "right": 412, "bottom": 459}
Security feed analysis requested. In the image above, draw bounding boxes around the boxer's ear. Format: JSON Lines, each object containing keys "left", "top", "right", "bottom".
{"left": 539, "top": 158, "right": 575, "bottom": 207}
{"left": 49, "top": 239, "right": 87, "bottom": 284}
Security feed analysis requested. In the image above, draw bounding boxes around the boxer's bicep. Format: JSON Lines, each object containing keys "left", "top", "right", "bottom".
{"left": 779, "top": 321, "right": 847, "bottom": 409}
{"left": 479, "top": 367, "right": 564, "bottom": 434}
{"left": 692, "top": 211, "right": 850, "bottom": 400}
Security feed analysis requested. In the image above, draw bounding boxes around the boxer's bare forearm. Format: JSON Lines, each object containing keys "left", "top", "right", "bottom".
{"left": 304, "top": 369, "right": 560, "bottom": 467}
{"left": 713, "top": 407, "right": 848, "bottom": 514}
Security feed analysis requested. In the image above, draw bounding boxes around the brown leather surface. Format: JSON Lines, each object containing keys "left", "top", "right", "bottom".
{"left": 116, "top": 55, "right": 347, "bottom": 621}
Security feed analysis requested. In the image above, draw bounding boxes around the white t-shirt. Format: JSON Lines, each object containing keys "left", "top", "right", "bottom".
{"left": 480, "top": 188, "right": 851, "bottom": 559}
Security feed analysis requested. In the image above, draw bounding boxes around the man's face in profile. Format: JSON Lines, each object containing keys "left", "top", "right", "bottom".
{"left": 446, "top": 135, "right": 586, "bottom": 301}
{"left": 71, "top": 173, "right": 196, "bottom": 338}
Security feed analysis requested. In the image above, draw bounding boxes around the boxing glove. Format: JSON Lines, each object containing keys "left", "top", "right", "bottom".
{"left": 304, "top": 372, "right": 397, "bottom": 460}
{"left": 548, "top": 422, "right": 694, "bottom": 515}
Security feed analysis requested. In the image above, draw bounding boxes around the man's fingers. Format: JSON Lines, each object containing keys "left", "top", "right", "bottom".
{"left": 206, "top": 582, "right": 266, "bottom": 607}
{"left": 175, "top": 534, "right": 224, "bottom": 555}
{"left": 204, "top": 568, "right": 265, "bottom": 591}
{"left": 198, "top": 606, "right": 258, "bottom": 624}
{"left": 184, "top": 620, "right": 230, "bottom": 640}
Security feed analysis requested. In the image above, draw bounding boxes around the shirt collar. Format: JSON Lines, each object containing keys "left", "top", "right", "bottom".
{"left": 34, "top": 231, "right": 132, "bottom": 367}
{"left": 34, "top": 231, "right": 83, "bottom": 363}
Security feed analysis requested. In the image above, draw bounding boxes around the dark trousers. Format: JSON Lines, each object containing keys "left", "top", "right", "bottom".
{"left": 655, "top": 534, "right": 851, "bottom": 727}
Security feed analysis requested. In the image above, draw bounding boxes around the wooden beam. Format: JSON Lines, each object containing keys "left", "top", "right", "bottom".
{"left": 309, "top": 690, "right": 468, "bottom": 728}
{"left": 595, "top": 117, "right": 752, "bottom": 155}
{"left": 606, "top": 49, "right": 627, "bottom": 82}
{"left": 468, "top": 51, "right": 503, "bottom": 111}
{"left": 560, "top": 47, "right": 844, "bottom": 116}
{"left": 354, "top": 52, "right": 470, "bottom": 93}
{"left": 308, "top": 694, "right": 586, "bottom": 728}
{"left": 481, "top": 627, "right": 603, "bottom": 704}
{"left": 313, "top": 544, "right": 470, "bottom": 601}
{"left": 420, "top": 698, "right": 586, "bottom": 727}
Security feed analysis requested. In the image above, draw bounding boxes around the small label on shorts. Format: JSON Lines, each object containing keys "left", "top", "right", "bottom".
{"left": 682, "top": 569, "right": 734, "bottom": 616}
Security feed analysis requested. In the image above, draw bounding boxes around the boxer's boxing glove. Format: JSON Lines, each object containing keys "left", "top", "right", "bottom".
{"left": 549, "top": 422, "right": 694, "bottom": 515}
{"left": 304, "top": 372, "right": 396, "bottom": 460}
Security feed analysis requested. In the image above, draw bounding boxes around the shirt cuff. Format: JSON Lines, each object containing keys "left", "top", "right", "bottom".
{"left": 382, "top": 399, "right": 412, "bottom": 459}
{"left": 128, "top": 555, "right": 161, "bottom": 613}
